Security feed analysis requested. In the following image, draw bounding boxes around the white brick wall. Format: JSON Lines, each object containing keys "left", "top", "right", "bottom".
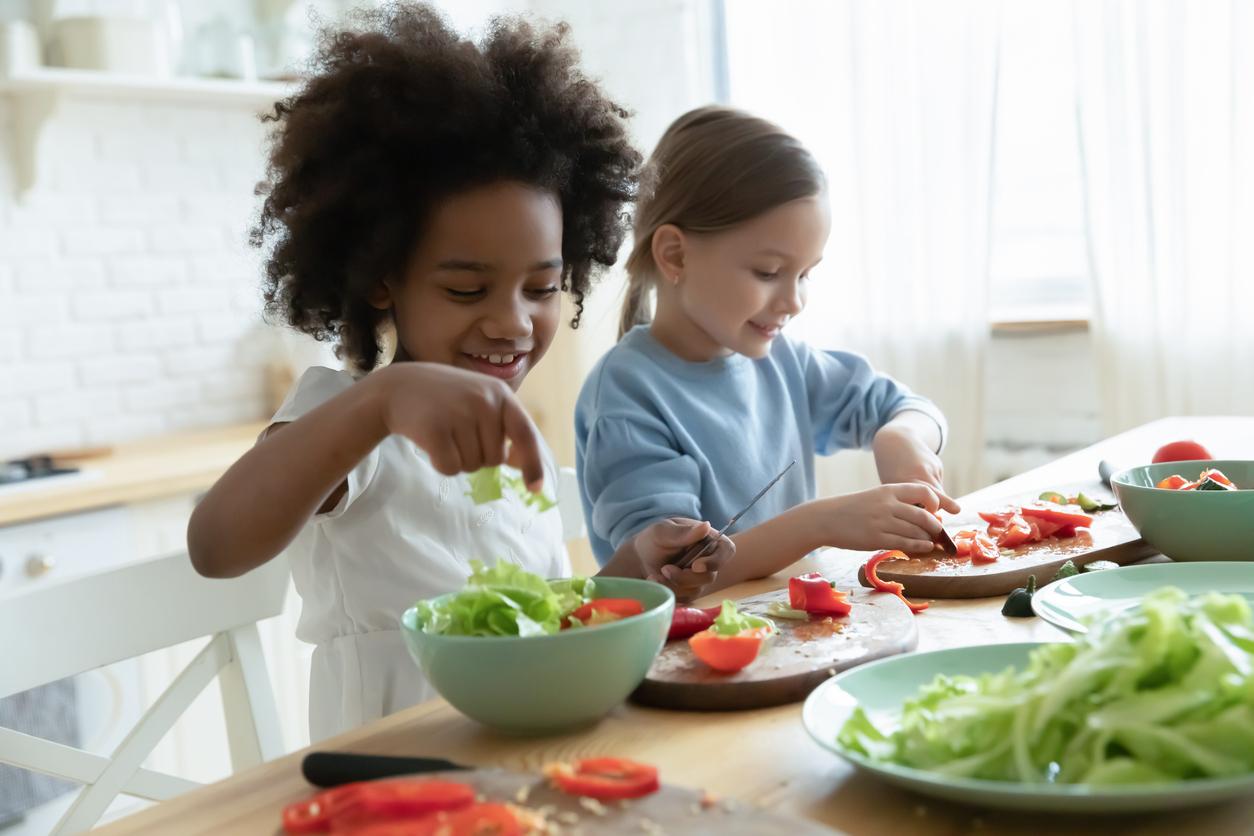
{"left": 0, "top": 97, "right": 276, "bottom": 459}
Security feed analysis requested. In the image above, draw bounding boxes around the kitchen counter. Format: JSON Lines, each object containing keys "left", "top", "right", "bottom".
{"left": 0, "top": 423, "right": 266, "bottom": 527}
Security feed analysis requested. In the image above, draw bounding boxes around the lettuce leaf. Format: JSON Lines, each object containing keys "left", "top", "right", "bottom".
{"left": 838, "top": 588, "right": 1254, "bottom": 784}
{"left": 466, "top": 466, "right": 556, "bottom": 512}
{"left": 415, "top": 560, "right": 593, "bottom": 637}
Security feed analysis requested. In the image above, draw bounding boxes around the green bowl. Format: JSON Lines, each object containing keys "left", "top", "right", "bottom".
{"left": 400, "top": 577, "right": 673, "bottom": 735}
{"left": 1112, "top": 460, "right": 1254, "bottom": 561}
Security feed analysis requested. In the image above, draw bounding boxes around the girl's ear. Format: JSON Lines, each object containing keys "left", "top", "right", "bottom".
{"left": 367, "top": 280, "right": 392, "bottom": 311}
{"left": 651, "top": 224, "right": 687, "bottom": 284}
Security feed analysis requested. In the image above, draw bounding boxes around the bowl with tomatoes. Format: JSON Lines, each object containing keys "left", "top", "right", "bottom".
{"left": 401, "top": 576, "right": 673, "bottom": 735}
{"left": 1112, "top": 460, "right": 1254, "bottom": 562}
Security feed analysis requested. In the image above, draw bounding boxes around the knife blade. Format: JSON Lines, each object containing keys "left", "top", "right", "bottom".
{"left": 672, "top": 459, "right": 797, "bottom": 570}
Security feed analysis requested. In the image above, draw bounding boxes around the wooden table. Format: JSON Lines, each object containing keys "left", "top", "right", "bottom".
{"left": 93, "top": 417, "right": 1254, "bottom": 835}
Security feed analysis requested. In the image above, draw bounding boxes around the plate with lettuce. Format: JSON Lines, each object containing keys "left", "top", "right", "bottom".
{"left": 1032, "top": 561, "right": 1254, "bottom": 635}
{"left": 803, "top": 588, "right": 1254, "bottom": 811}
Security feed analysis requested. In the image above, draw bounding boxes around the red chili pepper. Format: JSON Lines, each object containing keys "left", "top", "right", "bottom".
{"left": 788, "top": 573, "right": 852, "bottom": 617}
{"left": 863, "top": 550, "right": 929, "bottom": 614}
{"left": 667, "top": 606, "right": 721, "bottom": 640}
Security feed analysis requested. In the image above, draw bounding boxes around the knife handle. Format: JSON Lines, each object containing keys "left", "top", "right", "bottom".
{"left": 671, "top": 534, "right": 717, "bottom": 571}
{"left": 302, "top": 751, "right": 468, "bottom": 787}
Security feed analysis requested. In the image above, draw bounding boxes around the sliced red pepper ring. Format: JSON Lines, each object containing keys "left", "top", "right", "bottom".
{"left": 788, "top": 572, "right": 853, "bottom": 617}
{"left": 863, "top": 551, "right": 929, "bottom": 613}
{"left": 545, "top": 757, "right": 660, "bottom": 800}
{"left": 688, "top": 626, "right": 770, "bottom": 672}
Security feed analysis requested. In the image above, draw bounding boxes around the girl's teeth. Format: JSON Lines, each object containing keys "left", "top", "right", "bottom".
{"left": 477, "top": 353, "right": 518, "bottom": 365}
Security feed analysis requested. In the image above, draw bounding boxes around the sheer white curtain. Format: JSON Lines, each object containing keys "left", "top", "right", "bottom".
{"left": 1075, "top": 0, "right": 1254, "bottom": 435}
{"left": 724, "top": 0, "right": 1002, "bottom": 496}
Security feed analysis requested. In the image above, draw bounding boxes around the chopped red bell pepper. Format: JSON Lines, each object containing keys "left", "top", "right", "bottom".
{"left": 863, "top": 550, "right": 929, "bottom": 613}
{"left": 788, "top": 572, "right": 853, "bottom": 617}
{"left": 968, "top": 533, "right": 1000, "bottom": 564}
{"left": 545, "top": 757, "right": 660, "bottom": 800}
{"left": 1020, "top": 504, "right": 1094, "bottom": 528}
{"left": 688, "top": 626, "right": 771, "bottom": 672}
{"left": 993, "top": 515, "right": 1033, "bottom": 549}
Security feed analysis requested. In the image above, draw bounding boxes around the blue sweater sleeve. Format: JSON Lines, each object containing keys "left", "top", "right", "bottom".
{"left": 580, "top": 414, "right": 703, "bottom": 556}
{"left": 802, "top": 347, "right": 947, "bottom": 455}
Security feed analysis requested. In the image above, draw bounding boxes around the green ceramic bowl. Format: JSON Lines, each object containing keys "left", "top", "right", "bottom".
{"left": 1112, "top": 460, "right": 1254, "bottom": 562}
{"left": 400, "top": 577, "right": 673, "bottom": 735}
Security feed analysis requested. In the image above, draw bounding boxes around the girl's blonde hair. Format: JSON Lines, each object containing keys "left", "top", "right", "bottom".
{"left": 619, "top": 106, "right": 825, "bottom": 338}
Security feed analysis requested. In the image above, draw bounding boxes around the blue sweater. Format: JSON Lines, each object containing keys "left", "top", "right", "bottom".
{"left": 575, "top": 326, "right": 946, "bottom": 563}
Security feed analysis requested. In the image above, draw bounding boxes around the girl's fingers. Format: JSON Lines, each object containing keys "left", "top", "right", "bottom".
{"left": 899, "top": 503, "right": 943, "bottom": 537}
{"left": 881, "top": 533, "right": 938, "bottom": 555}
{"left": 886, "top": 518, "right": 937, "bottom": 551}
{"left": 893, "top": 482, "right": 941, "bottom": 512}
{"left": 937, "top": 491, "right": 962, "bottom": 514}
{"left": 502, "top": 397, "right": 545, "bottom": 492}
{"left": 478, "top": 409, "right": 506, "bottom": 468}
{"left": 452, "top": 423, "right": 484, "bottom": 473}
{"left": 427, "top": 432, "right": 464, "bottom": 477}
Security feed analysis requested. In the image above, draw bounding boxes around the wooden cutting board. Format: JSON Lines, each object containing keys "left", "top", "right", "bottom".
{"left": 858, "top": 481, "right": 1158, "bottom": 599}
{"left": 630, "top": 587, "right": 917, "bottom": 711}
{"left": 390, "top": 769, "right": 838, "bottom": 835}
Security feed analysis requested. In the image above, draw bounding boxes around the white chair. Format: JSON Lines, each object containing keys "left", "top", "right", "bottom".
{"left": 557, "top": 466, "right": 587, "bottom": 543}
{"left": 0, "top": 553, "right": 288, "bottom": 834}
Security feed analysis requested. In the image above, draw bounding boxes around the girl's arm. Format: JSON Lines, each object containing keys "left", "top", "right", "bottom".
{"left": 188, "top": 363, "right": 544, "bottom": 578}
{"left": 701, "top": 482, "right": 949, "bottom": 593}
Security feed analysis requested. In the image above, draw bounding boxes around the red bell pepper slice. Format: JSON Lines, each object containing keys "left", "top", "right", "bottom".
{"left": 1156, "top": 474, "right": 1191, "bottom": 490}
{"left": 565, "top": 598, "right": 644, "bottom": 628}
{"left": 545, "top": 757, "right": 660, "bottom": 800}
{"left": 1020, "top": 504, "right": 1094, "bottom": 528}
{"left": 667, "top": 606, "right": 721, "bottom": 641}
{"left": 863, "top": 551, "right": 929, "bottom": 613}
{"left": 788, "top": 573, "right": 853, "bottom": 617}
{"left": 1198, "top": 468, "right": 1234, "bottom": 487}
{"left": 282, "top": 780, "right": 476, "bottom": 834}
{"left": 335, "top": 803, "right": 522, "bottom": 836}
{"left": 978, "top": 508, "right": 1018, "bottom": 527}
{"left": 688, "top": 626, "right": 771, "bottom": 672}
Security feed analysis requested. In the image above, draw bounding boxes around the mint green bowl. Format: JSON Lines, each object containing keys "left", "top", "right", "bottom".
{"left": 400, "top": 577, "right": 673, "bottom": 735}
{"left": 1112, "top": 460, "right": 1254, "bottom": 562}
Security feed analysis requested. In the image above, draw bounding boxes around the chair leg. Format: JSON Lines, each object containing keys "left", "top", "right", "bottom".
{"left": 218, "top": 623, "right": 285, "bottom": 772}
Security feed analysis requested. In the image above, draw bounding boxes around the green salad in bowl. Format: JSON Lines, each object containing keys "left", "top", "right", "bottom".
{"left": 401, "top": 562, "right": 673, "bottom": 734}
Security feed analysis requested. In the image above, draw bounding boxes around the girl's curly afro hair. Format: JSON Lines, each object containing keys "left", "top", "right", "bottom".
{"left": 253, "top": 2, "right": 641, "bottom": 370}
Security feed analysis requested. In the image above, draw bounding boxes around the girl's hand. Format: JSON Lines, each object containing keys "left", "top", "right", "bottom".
{"left": 872, "top": 424, "right": 961, "bottom": 513}
{"left": 375, "top": 361, "right": 545, "bottom": 490}
{"left": 812, "top": 484, "right": 949, "bottom": 555}
{"left": 632, "top": 519, "right": 735, "bottom": 603}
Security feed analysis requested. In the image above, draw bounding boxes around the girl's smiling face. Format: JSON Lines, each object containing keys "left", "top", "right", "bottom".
{"left": 650, "top": 195, "right": 830, "bottom": 362}
{"left": 375, "top": 181, "right": 564, "bottom": 390}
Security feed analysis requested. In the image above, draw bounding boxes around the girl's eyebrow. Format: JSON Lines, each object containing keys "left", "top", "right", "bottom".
{"left": 435, "top": 258, "right": 564, "bottom": 272}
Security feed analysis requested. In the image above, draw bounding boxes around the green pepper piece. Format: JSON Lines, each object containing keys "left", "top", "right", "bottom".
{"left": 1195, "top": 477, "right": 1234, "bottom": 492}
{"left": 1002, "top": 575, "right": 1037, "bottom": 618}
{"left": 1050, "top": 560, "right": 1079, "bottom": 583}
{"left": 1074, "top": 491, "right": 1119, "bottom": 512}
{"left": 1038, "top": 491, "right": 1067, "bottom": 505}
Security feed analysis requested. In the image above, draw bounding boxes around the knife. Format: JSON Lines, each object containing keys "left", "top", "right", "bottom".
{"left": 672, "top": 459, "right": 797, "bottom": 570}
{"left": 302, "top": 752, "right": 469, "bottom": 788}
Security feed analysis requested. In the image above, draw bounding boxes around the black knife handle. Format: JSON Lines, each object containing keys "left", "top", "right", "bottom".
{"left": 302, "top": 752, "right": 469, "bottom": 787}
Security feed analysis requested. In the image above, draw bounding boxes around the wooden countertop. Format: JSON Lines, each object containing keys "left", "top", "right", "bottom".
{"left": 92, "top": 416, "right": 1254, "bottom": 835}
{"left": 0, "top": 423, "right": 265, "bottom": 527}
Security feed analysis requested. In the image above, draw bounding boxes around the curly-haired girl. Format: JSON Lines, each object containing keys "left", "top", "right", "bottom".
{"left": 187, "top": 3, "right": 732, "bottom": 741}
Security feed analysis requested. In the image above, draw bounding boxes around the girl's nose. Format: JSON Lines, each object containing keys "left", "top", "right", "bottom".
{"left": 775, "top": 277, "right": 805, "bottom": 316}
{"left": 481, "top": 298, "right": 533, "bottom": 340}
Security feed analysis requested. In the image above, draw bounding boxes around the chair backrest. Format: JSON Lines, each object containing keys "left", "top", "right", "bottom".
{"left": 0, "top": 552, "right": 288, "bottom": 699}
{"left": 0, "top": 553, "right": 288, "bottom": 834}
{"left": 557, "top": 466, "right": 587, "bottom": 543}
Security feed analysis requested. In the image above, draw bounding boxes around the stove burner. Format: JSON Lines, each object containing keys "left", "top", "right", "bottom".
{"left": 0, "top": 456, "right": 81, "bottom": 486}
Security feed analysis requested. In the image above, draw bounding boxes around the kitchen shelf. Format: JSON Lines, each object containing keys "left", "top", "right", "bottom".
{"left": 0, "top": 67, "right": 295, "bottom": 198}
